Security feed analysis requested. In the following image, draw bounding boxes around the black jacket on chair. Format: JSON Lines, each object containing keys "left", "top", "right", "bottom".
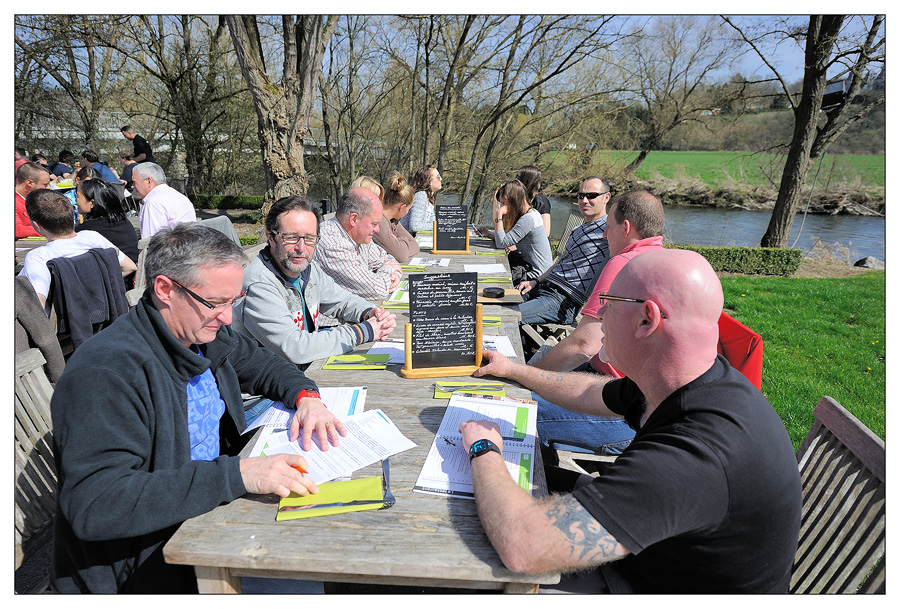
{"left": 47, "top": 248, "right": 129, "bottom": 350}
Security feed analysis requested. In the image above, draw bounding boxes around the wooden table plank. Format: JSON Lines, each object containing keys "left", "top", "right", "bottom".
{"left": 163, "top": 244, "right": 557, "bottom": 593}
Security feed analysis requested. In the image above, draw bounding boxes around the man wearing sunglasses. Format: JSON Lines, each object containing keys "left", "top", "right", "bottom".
{"left": 517, "top": 176, "right": 611, "bottom": 326}
{"left": 50, "top": 223, "right": 345, "bottom": 593}
{"left": 530, "top": 190, "right": 666, "bottom": 455}
{"left": 464, "top": 249, "right": 801, "bottom": 592}
{"left": 234, "top": 195, "right": 397, "bottom": 368}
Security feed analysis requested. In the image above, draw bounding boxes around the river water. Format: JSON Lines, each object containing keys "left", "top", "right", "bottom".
{"left": 440, "top": 194, "right": 886, "bottom": 262}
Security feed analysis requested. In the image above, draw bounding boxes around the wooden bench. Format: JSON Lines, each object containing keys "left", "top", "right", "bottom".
{"left": 792, "top": 395, "right": 885, "bottom": 593}
{"left": 15, "top": 349, "right": 57, "bottom": 582}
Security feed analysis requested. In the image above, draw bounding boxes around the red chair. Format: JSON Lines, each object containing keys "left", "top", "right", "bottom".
{"left": 717, "top": 311, "right": 763, "bottom": 390}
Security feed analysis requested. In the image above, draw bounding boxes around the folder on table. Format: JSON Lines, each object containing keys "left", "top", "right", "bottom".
{"left": 322, "top": 354, "right": 390, "bottom": 370}
{"left": 277, "top": 476, "right": 387, "bottom": 520}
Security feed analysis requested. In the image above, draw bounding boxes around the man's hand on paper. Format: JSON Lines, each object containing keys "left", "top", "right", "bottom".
{"left": 291, "top": 397, "right": 348, "bottom": 451}
{"left": 458, "top": 419, "right": 504, "bottom": 454}
{"left": 240, "top": 453, "right": 318, "bottom": 498}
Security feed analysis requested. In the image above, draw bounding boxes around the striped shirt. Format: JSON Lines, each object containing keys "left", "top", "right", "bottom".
{"left": 313, "top": 216, "right": 398, "bottom": 301}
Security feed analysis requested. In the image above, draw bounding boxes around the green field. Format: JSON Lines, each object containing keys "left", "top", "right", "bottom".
{"left": 545, "top": 150, "right": 885, "bottom": 190}
{"left": 623, "top": 150, "right": 883, "bottom": 189}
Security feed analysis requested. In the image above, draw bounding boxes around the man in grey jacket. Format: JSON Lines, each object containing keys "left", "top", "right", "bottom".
{"left": 233, "top": 195, "right": 396, "bottom": 368}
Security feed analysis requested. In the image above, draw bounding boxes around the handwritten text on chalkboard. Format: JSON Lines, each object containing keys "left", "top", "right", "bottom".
{"left": 410, "top": 272, "right": 477, "bottom": 368}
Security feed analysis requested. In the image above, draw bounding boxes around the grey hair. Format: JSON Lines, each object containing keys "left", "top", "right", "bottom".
{"left": 132, "top": 162, "right": 167, "bottom": 185}
{"left": 336, "top": 188, "right": 376, "bottom": 219}
{"left": 145, "top": 223, "right": 247, "bottom": 289}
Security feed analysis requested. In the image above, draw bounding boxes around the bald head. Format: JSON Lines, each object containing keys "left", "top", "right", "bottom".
{"left": 602, "top": 249, "right": 722, "bottom": 385}
{"left": 337, "top": 187, "right": 383, "bottom": 244}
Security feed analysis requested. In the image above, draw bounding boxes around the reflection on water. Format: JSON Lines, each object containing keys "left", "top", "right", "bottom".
{"left": 442, "top": 193, "right": 885, "bottom": 261}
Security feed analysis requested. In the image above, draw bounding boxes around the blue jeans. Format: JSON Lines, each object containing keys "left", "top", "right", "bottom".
{"left": 535, "top": 391, "right": 635, "bottom": 455}
{"left": 518, "top": 284, "right": 579, "bottom": 325}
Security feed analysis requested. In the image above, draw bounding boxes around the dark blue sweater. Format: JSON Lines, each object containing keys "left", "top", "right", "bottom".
{"left": 50, "top": 291, "right": 318, "bottom": 593}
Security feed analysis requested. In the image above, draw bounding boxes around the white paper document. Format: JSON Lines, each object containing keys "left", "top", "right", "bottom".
{"left": 367, "top": 338, "right": 406, "bottom": 364}
{"left": 415, "top": 235, "right": 434, "bottom": 249}
{"left": 243, "top": 386, "right": 369, "bottom": 434}
{"left": 250, "top": 409, "right": 416, "bottom": 484}
{"left": 482, "top": 334, "right": 517, "bottom": 358}
{"left": 463, "top": 263, "right": 507, "bottom": 274}
{"left": 409, "top": 256, "right": 450, "bottom": 267}
{"left": 414, "top": 394, "right": 537, "bottom": 499}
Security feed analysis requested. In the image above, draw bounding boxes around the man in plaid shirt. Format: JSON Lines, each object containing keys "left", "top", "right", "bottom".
{"left": 313, "top": 188, "right": 403, "bottom": 317}
{"left": 516, "top": 177, "right": 611, "bottom": 325}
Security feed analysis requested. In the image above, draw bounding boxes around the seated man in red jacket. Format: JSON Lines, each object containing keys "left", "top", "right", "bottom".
{"left": 15, "top": 161, "right": 50, "bottom": 239}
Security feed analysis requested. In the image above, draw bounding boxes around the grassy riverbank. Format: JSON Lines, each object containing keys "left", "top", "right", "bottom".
{"left": 720, "top": 272, "right": 885, "bottom": 449}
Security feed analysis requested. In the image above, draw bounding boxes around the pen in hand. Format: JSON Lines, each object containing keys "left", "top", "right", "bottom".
{"left": 293, "top": 465, "right": 308, "bottom": 474}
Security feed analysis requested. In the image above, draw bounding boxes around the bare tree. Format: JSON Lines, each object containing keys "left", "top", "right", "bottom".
{"left": 15, "top": 15, "right": 126, "bottom": 147}
{"left": 725, "top": 15, "right": 885, "bottom": 248}
{"left": 615, "top": 15, "right": 743, "bottom": 176}
{"left": 226, "top": 15, "right": 335, "bottom": 207}
{"left": 97, "top": 16, "right": 244, "bottom": 190}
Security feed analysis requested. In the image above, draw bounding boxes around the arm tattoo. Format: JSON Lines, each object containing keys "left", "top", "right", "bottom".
{"left": 545, "top": 495, "right": 629, "bottom": 566}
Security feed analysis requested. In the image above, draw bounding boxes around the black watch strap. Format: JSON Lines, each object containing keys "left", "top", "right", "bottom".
{"left": 469, "top": 439, "right": 501, "bottom": 462}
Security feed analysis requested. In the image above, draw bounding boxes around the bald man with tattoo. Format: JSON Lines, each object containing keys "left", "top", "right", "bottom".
{"left": 461, "top": 249, "right": 801, "bottom": 592}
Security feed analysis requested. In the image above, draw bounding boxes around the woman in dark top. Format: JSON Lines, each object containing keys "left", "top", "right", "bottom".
{"left": 75, "top": 178, "right": 139, "bottom": 289}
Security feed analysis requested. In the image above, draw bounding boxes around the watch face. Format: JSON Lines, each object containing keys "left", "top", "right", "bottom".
{"left": 472, "top": 439, "right": 488, "bottom": 451}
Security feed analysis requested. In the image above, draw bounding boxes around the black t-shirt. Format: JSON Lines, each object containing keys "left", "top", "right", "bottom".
{"left": 572, "top": 355, "right": 801, "bottom": 593}
{"left": 532, "top": 193, "right": 551, "bottom": 216}
{"left": 132, "top": 134, "right": 155, "bottom": 163}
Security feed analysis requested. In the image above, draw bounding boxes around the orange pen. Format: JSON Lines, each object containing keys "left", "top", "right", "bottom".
{"left": 293, "top": 465, "right": 308, "bottom": 474}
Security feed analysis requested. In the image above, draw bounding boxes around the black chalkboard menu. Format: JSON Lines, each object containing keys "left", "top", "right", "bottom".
{"left": 408, "top": 272, "right": 477, "bottom": 369}
{"left": 433, "top": 204, "right": 469, "bottom": 253}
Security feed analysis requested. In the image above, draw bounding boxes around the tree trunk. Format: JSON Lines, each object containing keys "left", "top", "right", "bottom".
{"left": 760, "top": 16, "right": 843, "bottom": 248}
{"left": 227, "top": 15, "right": 333, "bottom": 212}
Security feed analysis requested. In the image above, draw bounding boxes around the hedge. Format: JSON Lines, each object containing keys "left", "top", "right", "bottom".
{"left": 190, "top": 194, "right": 265, "bottom": 210}
{"left": 666, "top": 244, "right": 802, "bottom": 276}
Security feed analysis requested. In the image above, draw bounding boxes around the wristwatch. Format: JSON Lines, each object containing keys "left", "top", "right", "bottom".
{"left": 468, "top": 438, "right": 501, "bottom": 462}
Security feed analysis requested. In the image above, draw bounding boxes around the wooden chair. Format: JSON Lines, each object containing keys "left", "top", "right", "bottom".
{"left": 126, "top": 237, "right": 152, "bottom": 306}
{"left": 791, "top": 395, "right": 885, "bottom": 593}
{"left": 15, "top": 349, "right": 58, "bottom": 578}
{"left": 553, "top": 203, "right": 583, "bottom": 261}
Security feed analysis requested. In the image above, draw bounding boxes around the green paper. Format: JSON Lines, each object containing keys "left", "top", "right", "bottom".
{"left": 322, "top": 354, "right": 390, "bottom": 369}
{"left": 277, "top": 476, "right": 384, "bottom": 520}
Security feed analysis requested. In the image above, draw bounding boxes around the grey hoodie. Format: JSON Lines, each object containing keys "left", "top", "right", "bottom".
{"left": 232, "top": 246, "right": 378, "bottom": 367}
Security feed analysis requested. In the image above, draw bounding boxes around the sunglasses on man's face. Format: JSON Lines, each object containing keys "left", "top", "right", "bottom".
{"left": 578, "top": 191, "right": 609, "bottom": 200}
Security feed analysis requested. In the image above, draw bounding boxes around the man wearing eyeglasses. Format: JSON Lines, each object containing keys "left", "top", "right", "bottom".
{"left": 530, "top": 190, "right": 666, "bottom": 455}
{"left": 233, "top": 195, "right": 397, "bottom": 368}
{"left": 50, "top": 223, "right": 345, "bottom": 593}
{"left": 132, "top": 162, "right": 197, "bottom": 239}
{"left": 517, "top": 176, "right": 612, "bottom": 326}
{"left": 463, "top": 249, "right": 801, "bottom": 592}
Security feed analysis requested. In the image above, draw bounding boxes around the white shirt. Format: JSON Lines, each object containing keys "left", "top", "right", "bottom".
{"left": 18, "top": 230, "right": 126, "bottom": 314}
{"left": 138, "top": 183, "right": 197, "bottom": 238}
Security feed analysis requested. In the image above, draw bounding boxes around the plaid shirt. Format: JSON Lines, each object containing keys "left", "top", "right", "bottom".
{"left": 313, "top": 216, "right": 398, "bottom": 301}
{"left": 544, "top": 215, "right": 609, "bottom": 305}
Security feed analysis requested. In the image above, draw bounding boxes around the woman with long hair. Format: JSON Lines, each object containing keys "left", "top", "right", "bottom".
{"left": 400, "top": 164, "right": 441, "bottom": 235}
{"left": 478, "top": 179, "right": 552, "bottom": 284}
{"left": 74, "top": 178, "right": 139, "bottom": 289}
{"left": 373, "top": 171, "right": 420, "bottom": 263}
{"left": 515, "top": 164, "right": 551, "bottom": 237}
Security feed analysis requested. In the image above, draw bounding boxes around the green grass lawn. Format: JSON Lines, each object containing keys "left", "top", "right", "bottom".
{"left": 719, "top": 272, "right": 885, "bottom": 449}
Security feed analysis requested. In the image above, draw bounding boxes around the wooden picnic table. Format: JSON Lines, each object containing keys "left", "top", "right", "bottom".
{"left": 163, "top": 237, "right": 558, "bottom": 593}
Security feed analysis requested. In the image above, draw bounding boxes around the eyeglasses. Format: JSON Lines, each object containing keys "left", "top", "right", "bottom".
{"left": 270, "top": 231, "right": 319, "bottom": 246}
{"left": 595, "top": 293, "right": 668, "bottom": 319}
{"left": 171, "top": 279, "right": 244, "bottom": 312}
{"left": 578, "top": 191, "right": 609, "bottom": 200}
